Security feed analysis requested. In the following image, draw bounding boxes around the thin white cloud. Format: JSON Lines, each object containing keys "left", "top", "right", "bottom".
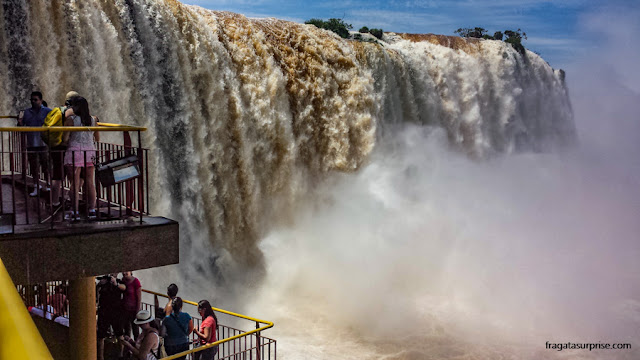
{"left": 184, "top": 0, "right": 270, "bottom": 5}
{"left": 576, "top": 4, "right": 640, "bottom": 93}
{"left": 526, "top": 36, "right": 579, "bottom": 48}
{"left": 346, "top": 8, "right": 457, "bottom": 33}
{"left": 245, "top": 13, "right": 304, "bottom": 23}
{"left": 459, "top": 0, "right": 591, "bottom": 9}
{"left": 395, "top": 0, "right": 440, "bottom": 9}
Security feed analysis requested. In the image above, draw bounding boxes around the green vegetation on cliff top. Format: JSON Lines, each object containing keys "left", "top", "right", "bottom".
{"left": 306, "top": 18, "right": 383, "bottom": 42}
{"left": 303, "top": 19, "right": 529, "bottom": 54}
{"left": 455, "top": 27, "right": 528, "bottom": 54}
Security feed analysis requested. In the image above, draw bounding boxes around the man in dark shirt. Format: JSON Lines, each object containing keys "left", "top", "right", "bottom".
{"left": 96, "top": 274, "right": 126, "bottom": 360}
{"left": 17, "top": 91, "right": 51, "bottom": 196}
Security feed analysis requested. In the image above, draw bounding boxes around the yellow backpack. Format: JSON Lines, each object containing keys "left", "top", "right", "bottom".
{"left": 41, "top": 106, "right": 66, "bottom": 147}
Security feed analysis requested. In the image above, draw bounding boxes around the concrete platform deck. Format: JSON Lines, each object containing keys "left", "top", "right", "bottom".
{"left": 0, "top": 177, "right": 179, "bottom": 284}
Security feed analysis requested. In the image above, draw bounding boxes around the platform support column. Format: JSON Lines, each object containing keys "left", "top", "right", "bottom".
{"left": 69, "top": 276, "right": 96, "bottom": 360}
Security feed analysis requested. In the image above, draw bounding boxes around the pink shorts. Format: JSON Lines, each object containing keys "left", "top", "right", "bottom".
{"left": 64, "top": 148, "right": 96, "bottom": 167}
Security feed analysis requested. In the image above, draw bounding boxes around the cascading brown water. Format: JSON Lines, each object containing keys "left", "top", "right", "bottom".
{"left": 0, "top": 0, "right": 574, "bottom": 286}
{"left": 12, "top": 2, "right": 640, "bottom": 360}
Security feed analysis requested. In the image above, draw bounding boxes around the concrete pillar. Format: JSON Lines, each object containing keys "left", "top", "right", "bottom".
{"left": 69, "top": 277, "right": 96, "bottom": 360}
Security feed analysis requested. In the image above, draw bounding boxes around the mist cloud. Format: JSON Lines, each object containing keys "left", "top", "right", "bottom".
{"left": 250, "top": 4, "right": 640, "bottom": 359}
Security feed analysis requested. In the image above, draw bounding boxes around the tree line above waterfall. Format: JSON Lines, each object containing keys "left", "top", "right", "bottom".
{"left": 454, "top": 27, "right": 528, "bottom": 54}
{"left": 304, "top": 18, "right": 383, "bottom": 43}
{"left": 303, "top": 18, "right": 528, "bottom": 54}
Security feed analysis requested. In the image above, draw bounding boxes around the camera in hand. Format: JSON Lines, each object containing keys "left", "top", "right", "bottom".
{"left": 97, "top": 274, "right": 114, "bottom": 281}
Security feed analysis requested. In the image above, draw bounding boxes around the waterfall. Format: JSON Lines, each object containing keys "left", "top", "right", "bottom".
{"left": 0, "top": 0, "right": 575, "bottom": 285}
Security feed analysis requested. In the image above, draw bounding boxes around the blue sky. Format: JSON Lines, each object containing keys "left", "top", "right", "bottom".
{"left": 182, "top": 0, "right": 639, "bottom": 69}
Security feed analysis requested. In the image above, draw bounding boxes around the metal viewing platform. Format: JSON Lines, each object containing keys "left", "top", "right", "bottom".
{"left": 0, "top": 121, "right": 179, "bottom": 284}
{"left": 0, "top": 118, "right": 180, "bottom": 360}
{"left": 12, "top": 281, "right": 277, "bottom": 360}
{"left": 0, "top": 116, "right": 276, "bottom": 360}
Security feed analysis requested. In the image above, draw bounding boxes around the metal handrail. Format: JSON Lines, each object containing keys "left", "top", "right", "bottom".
{"left": 94, "top": 122, "right": 142, "bottom": 128}
{"left": 142, "top": 289, "right": 274, "bottom": 360}
{"left": 0, "top": 122, "right": 150, "bottom": 225}
{"left": 0, "top": 114, "right": 146, "bottom": 131}
{"left": 0, "top": 125, "right": 147, "bottom": 132}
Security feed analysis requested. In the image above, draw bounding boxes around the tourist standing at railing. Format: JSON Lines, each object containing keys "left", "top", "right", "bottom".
{"left": 97, "top": 274, "right": 126, "bottom": 360}
{"left": 193, "top": 300, "right": 218, "bottom": 360}
{"left": 121, "top": 310, "right": 162, "bottom": 360}
{"left": 163, "top": 297, "right": 193, "bottom": 360}
{"left": 28, "top": 285, "right": 54, "bottom": 320}
{"left": 17, "top": 91, "right": 51, "bottom": 196}
{"left": 121, "top": 271, "right": 142, "bottom": 340}
{"left": 163, "top": 283, "right": 179, "bottom": 316}
{"left": 49, "top": 91, "right": 79, "bottom": 208}
{"left": 47, "top": 285, "right": 68, "bottom": 317}
{"left": 62, "top": 96, "right": 99, "bottom": 219}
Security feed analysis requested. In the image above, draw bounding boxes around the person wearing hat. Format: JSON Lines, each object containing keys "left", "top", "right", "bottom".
{"left": 121, "top": 309, "right": 161, "bottom": 360}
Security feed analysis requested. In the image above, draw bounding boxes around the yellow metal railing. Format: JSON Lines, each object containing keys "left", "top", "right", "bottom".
{"left": 0, "top": 124, "right": 147, "bottom": 132}
{"left": 0, "top": 258, "right": 53, "bottom": 359}
{"left": 142, "top": 289, "right": 275, "bottom": 360}
{"left": 0, "top": 117, "right": 151, "bottom": 224}
{"left": 1, "top": 113, "right": 146, "bottom": 131}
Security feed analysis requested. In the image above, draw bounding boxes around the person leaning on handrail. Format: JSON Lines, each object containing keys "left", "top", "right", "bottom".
{"left": 193, "top": 300, "right": 219, "bottom": 360}
{"left": 163, "top": 297, "right": 193, "bottom": 360}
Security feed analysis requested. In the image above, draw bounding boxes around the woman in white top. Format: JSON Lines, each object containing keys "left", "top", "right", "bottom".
{"left": 62, "top": 97, "right": 99, "bottom": 219}
{"left": 121, "top": 310, "right": 161, "bottom": 360}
